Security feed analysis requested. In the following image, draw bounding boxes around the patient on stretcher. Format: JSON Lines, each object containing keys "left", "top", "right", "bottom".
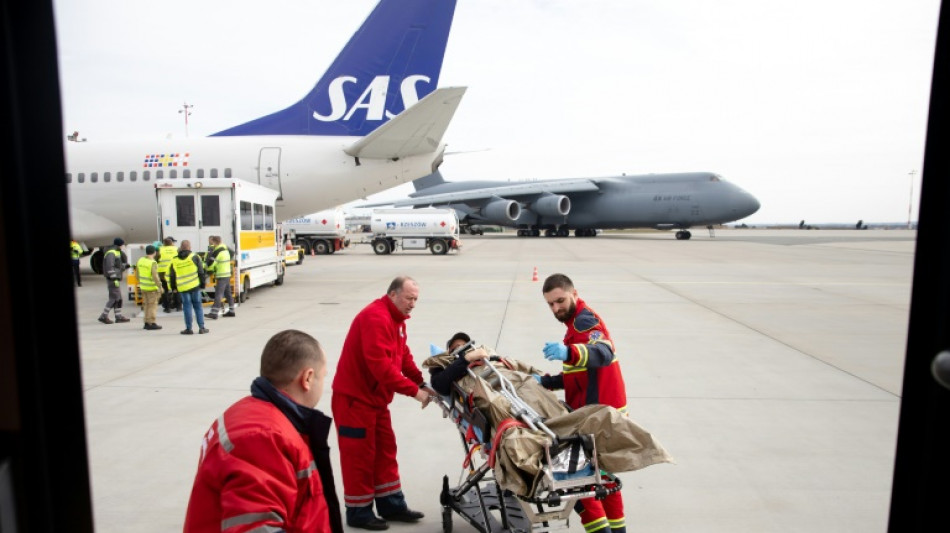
{"left": 424, "top": 334, "right": 673, "bottom": 498}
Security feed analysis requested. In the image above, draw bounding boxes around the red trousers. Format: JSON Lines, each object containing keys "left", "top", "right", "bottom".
{"left": 576, "top": 488, "right": 624, "bottom": 533}
{"left": 332, "top": 393, "right": 403, "bottom": 512}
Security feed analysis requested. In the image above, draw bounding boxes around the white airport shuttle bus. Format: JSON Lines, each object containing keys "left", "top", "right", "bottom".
{"left": 154, "top": 179, "right": 285, "bottom": 303}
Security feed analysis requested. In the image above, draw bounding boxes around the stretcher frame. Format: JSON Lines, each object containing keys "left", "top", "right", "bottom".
{"left": 435, "top": 351, "right": 622, "bottom": 533}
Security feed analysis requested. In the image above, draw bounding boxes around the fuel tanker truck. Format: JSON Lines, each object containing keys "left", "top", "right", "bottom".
{"left": 368, "top": 208, "right": 461, "bottom": 255}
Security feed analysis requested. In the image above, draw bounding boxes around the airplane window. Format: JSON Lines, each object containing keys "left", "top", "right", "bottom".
{"left": 78, "top": 173, "right": 84, "bottom": 183}
{"left": 197, "top": 169, "right": 204, "bottom": 179}
{"left": 201, "top": 195, "right": 220, "bottom": 227}
{"left": 157, "top": 170, "right": 164, "bottom": 180}
{"left": 143, "top": 171, "right": 150, "bottom": 182}
{"left": 117, "top": 172, "right": 124, "bottom": 182}
{"left": 170, "top": 170, "right": 178, "bottom": 179}
{"left": 66, "top": 173, "right": 71, "bottom": 183}
{"left": 104, "top": 172, "right": 111, "bottom": 183}
{"left": 225, "top": 168, "right": 232, "bottom": 178}
{"left": 176, "top": 196, "right": 196, "bottom": 227}
{"left": 710, "top": 174, "right": 721, "bottom": 182}
{"left": 240, "top": 201, "right": 252, "bottom": 230}
{"left": 91, "top": 172, "right": 98, "bottom": 183}
{"left": 183, "top": 169, "right": 191, "bottom": 179}
{"left": 130, "top": 171, "right": 137, "bottom": 182}
{"left": 211, "top": 168, "right": 218, "bottom": 179}
{"left": 265, "top": 205, "right": 274, "bottom": 230}
{"left": 254, "top": 203, "right": 263, "bottom": 230}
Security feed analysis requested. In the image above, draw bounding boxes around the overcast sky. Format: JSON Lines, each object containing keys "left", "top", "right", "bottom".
{"left": 53, "top": 0, "right": 941, "bottom": 224}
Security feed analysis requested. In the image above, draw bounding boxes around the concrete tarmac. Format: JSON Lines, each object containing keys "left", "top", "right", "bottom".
{"left": 73, "top": 229, "right": 915, "bottom": 532}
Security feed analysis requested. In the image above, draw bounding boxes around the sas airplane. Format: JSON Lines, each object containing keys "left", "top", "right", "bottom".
{"left": 364, "top": 170, "right": 760, "bottom": 239}
{"left": 65, "top": 0, "right": 464, "bottom": 271}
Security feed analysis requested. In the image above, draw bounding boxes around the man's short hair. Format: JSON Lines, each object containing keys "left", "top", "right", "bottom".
{"left": 446, "top": 331, "right": 471, "bottom": 350}
{"left": 542, "top": 273, "right": 574, "bottom": 294}
{"left": 260, "top": 330, "right": 324, "bottom": 387}
{"left": 210, "top": 235, "right": 221, "bottom": 245}
{"left": 387, "top": 275, "right": 416, "bottom": 294}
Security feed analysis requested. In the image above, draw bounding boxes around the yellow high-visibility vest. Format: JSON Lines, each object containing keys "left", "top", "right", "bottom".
{"left": 210, "top": 245, "right": 232, "bottom": 277}
{"left": 136, "top": 257, "right": 159, "bottom": 292}
{"left": 157, "top": 245, "right": 177, "bottom": 275}
{"left": 171, "top": 253, "right": 200, "bottom": 292}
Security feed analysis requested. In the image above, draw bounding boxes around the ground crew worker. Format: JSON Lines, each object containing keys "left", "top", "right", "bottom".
{"left": 70, "top": 239, "right": 84, "bottom": 286}
{"left": 98, "top": 237, "right": 131, "bottom": 324}
{"left": 169, "top": 239, "right": 208, "bottom": 335}
{"left": 204, "top": 235, "right": 235, "bottom": 319}
{"left": 136, "top": 245, "right": 164, "bottom": 330}
{"left": 183, "top": 329, "right": 342, "bottom": 533}
{"left": 539, "top": 273, "right": 627, "bottom": 533}
{"left": 157, "top": 236, "right": 178, "bottom": 312}
{"left": 332, "top": 275, "right": 437, "bottom": 530}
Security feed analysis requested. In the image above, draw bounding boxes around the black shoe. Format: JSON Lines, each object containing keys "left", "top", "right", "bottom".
{"left": 98, "top": 316, "right": 113, "bottom": 324}
{"left": 382, "top": 509, "right": 424, "bottom": 523}
{"left": 180, "top": 329, "right": 193, "bottom": 335}
{"left": 198, "top": 328, "right": 210, "bottom": 334}
{"left": 204, "top": 313, "right": 218, "bottom": 320}
{"left": 349, "top": 517, "right": 389, "bottom": 531}
{"left": 163, "top": 308, "right": 171, "bottom": 313}
{"left": 223, "top": 311, "right": 236, "bottom": 317}
{"left": 145, "top": 323, "right": 162, "bottom": 330}
{"left": 115, "top": 316, "right": 131, "bottom": 323}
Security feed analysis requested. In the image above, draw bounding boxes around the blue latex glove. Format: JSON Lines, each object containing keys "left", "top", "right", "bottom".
{"left": 543, "top": 342, "right": 568, "bottom": 361}
{"left": 429, "top": 343, "right": 443, "bottom": 356}
{"left": 532, "top": 374, "right": 542, "bottom": 384}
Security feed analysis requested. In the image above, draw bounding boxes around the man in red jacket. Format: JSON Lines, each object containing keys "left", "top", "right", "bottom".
{"left": 184, "top": 329, "right": 342, "bottom": 533}
{"left": 332, "top": 275, "right": 437, "bottom": 530}
{"left": 539, "top": 273, "right": 628, "bottom": 533}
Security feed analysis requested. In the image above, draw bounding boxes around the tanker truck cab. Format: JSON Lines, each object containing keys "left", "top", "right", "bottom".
{"left": 369, "top": 208, "right": 461, "bottom": 255}
{"left": 154, "top": 178, "right": 285, "bottom": 304}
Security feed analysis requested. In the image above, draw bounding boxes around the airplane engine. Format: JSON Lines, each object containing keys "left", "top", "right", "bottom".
{"left": 532, "top": 194, "right": 571, "bottom": 217}
{"left": 482, "top": 198, "right": 522, "bottom": 222}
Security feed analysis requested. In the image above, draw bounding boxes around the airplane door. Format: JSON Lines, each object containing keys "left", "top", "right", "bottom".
{"left": 159, "top": 189, "right": 227, "bottom": 252}
{"left": 258, "top": 147, "right": 283, "bottom": 199}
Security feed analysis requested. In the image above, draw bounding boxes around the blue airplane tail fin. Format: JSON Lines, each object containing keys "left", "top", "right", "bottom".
{"left": 212, "top": 0, "right": 457, "bottom": 138}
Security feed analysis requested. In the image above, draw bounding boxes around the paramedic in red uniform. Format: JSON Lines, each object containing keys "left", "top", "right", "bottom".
{"left": 332, "top": 275, "right": 438, "bottom": 531}
{"left": 183, "top": 329, "right": 342, "bottom": 533}
{"left": 539, "top": 273, "right": 628, "bottom": 533}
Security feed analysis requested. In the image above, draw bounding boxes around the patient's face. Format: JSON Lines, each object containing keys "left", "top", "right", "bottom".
{"left": 544, "top": 287, "right": 577, "bottom": 323}
{"left": 449, "top": 339, "right": 467, "bottom": 352}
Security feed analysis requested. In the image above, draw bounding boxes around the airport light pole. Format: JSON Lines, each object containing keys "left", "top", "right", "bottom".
{"left": 178, "top": 102, "right": 194, "bottom": 137}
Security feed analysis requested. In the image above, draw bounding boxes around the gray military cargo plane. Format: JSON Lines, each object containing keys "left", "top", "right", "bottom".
{"left": 363, "top": 170, "right": 760, "bottom": 239}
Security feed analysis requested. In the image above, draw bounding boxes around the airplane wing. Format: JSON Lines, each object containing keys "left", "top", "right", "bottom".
{"left": 362, "top": 178, "right": 601, "bottom": 207}
{"left": 345, "top": 86, "right": 467, "bottom": 159}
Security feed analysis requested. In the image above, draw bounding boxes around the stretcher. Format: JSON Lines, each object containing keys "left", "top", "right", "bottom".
{"left": 434, "top": 342, "right": 624, "bottom": 533}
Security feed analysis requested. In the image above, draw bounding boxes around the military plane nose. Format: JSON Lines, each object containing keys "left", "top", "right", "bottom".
{"left": 736, "top": 189, "right": 760, "bottom": 218}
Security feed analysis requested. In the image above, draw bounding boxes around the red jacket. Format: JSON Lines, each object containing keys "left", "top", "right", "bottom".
{"left": 332, "top": 295, "right": 424, "bottom": 408}
{"left": 183, "top": 396, "right": 330, "bottom": 533}
{"left": 542, "top": 298, "right": 628, "bottom": 411}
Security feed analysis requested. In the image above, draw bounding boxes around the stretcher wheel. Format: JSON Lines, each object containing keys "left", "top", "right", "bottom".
{"left": 441, "top": 506, "right": 453, "bottom": 533}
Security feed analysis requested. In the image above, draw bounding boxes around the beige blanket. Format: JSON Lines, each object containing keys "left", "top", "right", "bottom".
{"left": 425, "top": 351, "right": 674, "bottom": 496}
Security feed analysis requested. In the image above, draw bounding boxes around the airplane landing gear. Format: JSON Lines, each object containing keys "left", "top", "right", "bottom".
{"left": 675, "top": 230, "right": 692, "bottom": 240}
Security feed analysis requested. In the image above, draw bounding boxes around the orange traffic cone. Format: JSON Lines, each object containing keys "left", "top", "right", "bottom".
{"left": 532, "top": 267, "right": 538, "bottom": 282}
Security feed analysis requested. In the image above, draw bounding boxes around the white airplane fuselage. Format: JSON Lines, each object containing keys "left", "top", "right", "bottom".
{"left": 66, "top": 136, "right": 442, "bottom": 245}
